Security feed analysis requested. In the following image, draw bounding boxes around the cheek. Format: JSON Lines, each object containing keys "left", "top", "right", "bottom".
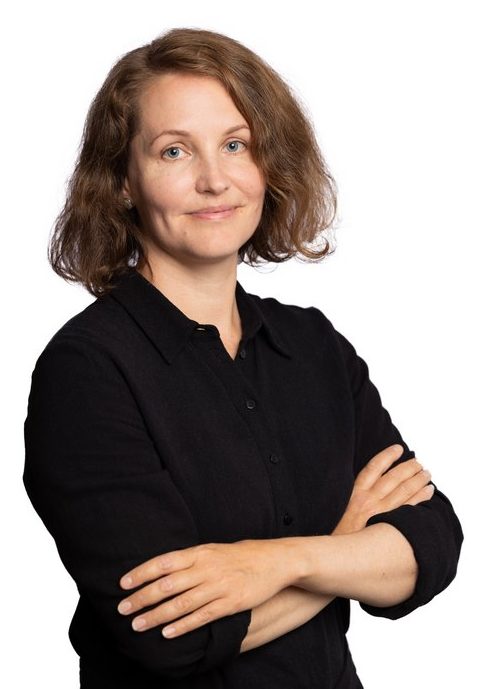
{"left": 139, "top": 175, "right": 187, "bottom": 214}
{"left": 238, "top": 165, "right": 266, "bottom": 201}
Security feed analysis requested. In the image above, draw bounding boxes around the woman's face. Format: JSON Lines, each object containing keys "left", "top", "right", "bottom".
{"left": 123, "top": 72, "right": 266, "bottom": 268}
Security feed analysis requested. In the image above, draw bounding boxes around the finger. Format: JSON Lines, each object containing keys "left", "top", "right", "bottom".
{"left": 162, "top": 600, "right": 226, "bottom": 639}
{"left": 402, "top": 483, "right": 435, "bottom": 506}
{"left": 382, "top": 470, "right": 432, "bottom": 511}
{"left": 374, "top": 458, "right": 424, "bottom": 498}
{"left": 120, "top": 548, "right": 195, "bottom": 590}
{"left": 118, "top": 569, "right": 203, "bottom": 616}
{"left": 355, "top": 444, "right": 405, "bottom": 490}
{"left": 130, "top": 584, "right": 216, "bottom": 633}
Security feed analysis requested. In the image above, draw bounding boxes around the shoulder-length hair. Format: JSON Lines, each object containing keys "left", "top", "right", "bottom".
{"left": 49, "top": 27, "right": 338, "bottom": 297}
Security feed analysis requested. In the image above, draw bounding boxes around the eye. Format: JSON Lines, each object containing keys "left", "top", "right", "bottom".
{"left": 161, "top": 146, "right": 185, "bottom": 160}
{"left": 226, "top": 140, "right": 247, "bottom": 153}
{"left": 160, "top": 140, "right": 247, "bottom": 161}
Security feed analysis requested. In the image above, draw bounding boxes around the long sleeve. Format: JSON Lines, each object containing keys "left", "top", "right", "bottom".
{"left": 330, "top": 323, "right": 464, "bottom": 620}
{"left": 22, "top": 334, "right": 251, "bottom": 679}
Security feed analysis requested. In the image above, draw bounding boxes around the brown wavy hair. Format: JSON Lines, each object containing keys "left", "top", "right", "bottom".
{"left": 48, "top": 27, "right": 339, "bottom": 297}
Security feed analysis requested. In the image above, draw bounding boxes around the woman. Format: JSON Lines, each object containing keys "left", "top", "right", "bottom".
{"left": 23, "top": 27, "right": 463, "bottom": 688}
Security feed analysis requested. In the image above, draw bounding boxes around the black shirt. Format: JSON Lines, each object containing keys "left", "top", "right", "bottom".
{"left": 23, "top": 268, "right": 463, "bottom": 688}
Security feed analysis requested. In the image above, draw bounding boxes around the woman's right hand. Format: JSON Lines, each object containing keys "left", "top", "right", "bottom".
{"left": 332, "top": 444, "right": 435, "bottom": 536}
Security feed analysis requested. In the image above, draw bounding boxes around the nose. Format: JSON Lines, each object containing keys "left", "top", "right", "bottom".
{"left": 194, "top": 153, "right": 230, "bottom": 195}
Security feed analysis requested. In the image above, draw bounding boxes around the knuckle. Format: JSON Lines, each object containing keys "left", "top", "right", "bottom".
{"left": 369, "top": 453, "right": 383, "bottom": 465}
{"left": 174, "top": 595, "right": 191, "bottom": 614}
{"left": 197, "top": 607, "right": 213, "bottom": 623}
{"left": 412, "top": 484, "right": 434, "bottom": 504}
{"left": 401, "top": 458, "right": 414, "bottom": 470}
{"left": 399, "top": 459, "right": 421, "bottom": 477}
{"left": 352, "top": 475, "right": 366, "bottom": 490}
{"left": 158, "top": 555, "right": 173, "bottom": 571}
{"left": 159, "top": 576, "right": 173, "bottom": 592}
{"left": 415, "top": 470, "right": 430, "bottom": 486}
{"left": 398, "top": 482, "right": 411, "bottom": 499}
{"left": 383, "top": 446, "right": 401, "bottom": 467}
{"left": 232, "top": 591, "right": 244, "bottom": 611}
{"left": 195, "top": 543, "right": 214, "bottom": 558}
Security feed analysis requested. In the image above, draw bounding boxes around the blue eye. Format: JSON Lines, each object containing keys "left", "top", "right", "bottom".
{"left": 161, "top": 140, "right": 247, "bottom": 161}
{"left": 226, "top": 140, "right": 246, "bottom": 153}
{"left": 162, "top": 146, "right": 183, "bottom": 160}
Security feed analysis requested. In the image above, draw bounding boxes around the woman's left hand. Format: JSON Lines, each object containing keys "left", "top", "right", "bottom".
{"left": 117, "top": 538, "right": 299, "bottom": 638}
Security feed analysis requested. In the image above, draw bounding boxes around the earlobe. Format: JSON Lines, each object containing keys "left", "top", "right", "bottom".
{"left": 122, "top": 178, "right": 135, "bottom": 210}
{"left": 122, "top": 177, "right": 132, "bottom": 198}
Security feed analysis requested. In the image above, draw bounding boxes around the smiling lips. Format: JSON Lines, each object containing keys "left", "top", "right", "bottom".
{"left": 190, "top": 205, "right": 237, "bottom": 219}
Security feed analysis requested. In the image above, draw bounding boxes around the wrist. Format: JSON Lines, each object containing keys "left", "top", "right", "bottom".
{"left": 280, "top": 536, "right": 329, "bottom": 588}
{"left": 332, "top": 514, "right": 364, "bottom": 535}
{"left": 292, "top": 535, "right": 333, "bottom": 589}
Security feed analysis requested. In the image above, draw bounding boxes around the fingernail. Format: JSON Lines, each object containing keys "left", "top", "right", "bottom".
{"left": 162, "top": 626, "right": 176, "bottom": 637}
{"left": 132, "top": 617, "right": 147, "bottom": 631}
{"left": 118, "top": 601, "right": 132, "bottom": 614}
{"left": 121, "top": 576, "right": 133, "bottom": 588}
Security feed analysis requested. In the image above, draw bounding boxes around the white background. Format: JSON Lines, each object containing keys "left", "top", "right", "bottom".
{"left": 3, "top": 1, "right": 487, "bottom": 686}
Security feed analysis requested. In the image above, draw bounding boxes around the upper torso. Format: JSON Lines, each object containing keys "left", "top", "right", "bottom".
{"left": 24, "top": 268, "right": 420, "bottom": 688}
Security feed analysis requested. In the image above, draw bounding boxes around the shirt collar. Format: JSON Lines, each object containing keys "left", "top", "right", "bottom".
{"left": 108, "top": 268, "right": 292, "bottom": 365}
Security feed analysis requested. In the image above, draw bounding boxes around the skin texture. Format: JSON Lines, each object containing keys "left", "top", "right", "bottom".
{"left": 123, "top": 71, "right": 267, "bottom": 347}
{"left": 116, "top": 444, "right": 434, "bottom": 645}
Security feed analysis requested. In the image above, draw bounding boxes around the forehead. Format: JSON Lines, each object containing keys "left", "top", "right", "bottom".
{"left": 137, "top": 73, "right": 245, "bottom": 133}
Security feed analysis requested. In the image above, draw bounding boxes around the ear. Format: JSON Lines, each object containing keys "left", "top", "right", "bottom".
{"left": 122, "top": 176, "right": 132, "bottom": 199}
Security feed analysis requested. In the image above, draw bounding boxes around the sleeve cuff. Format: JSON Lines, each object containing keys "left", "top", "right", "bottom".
{"left": 199, "top": 608, "right": 252, "bottom": 670}
{"left": 359, "top": 483, "right": 463, "bottom": 619}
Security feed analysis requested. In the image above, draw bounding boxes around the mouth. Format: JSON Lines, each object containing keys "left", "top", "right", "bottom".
{"left": 190, "top": 207, "right": 237, "bottom": 220}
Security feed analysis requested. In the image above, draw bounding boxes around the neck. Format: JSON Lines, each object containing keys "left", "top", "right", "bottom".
{"left": 136, "top": 255, "right": 242, "bottom": 341}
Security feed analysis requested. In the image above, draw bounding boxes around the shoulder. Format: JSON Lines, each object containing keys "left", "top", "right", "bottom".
{"left": 31, "top": 293, "right": 130, "bottom": 378}
{"left": 251, "top": 290, "right": 332, "bottom": 327}
{"left": 248, "top": 290, "right": 342, "bottom": 349}
{"left": 247, "top": 289, "right": 364, "bottom": 380}
{"left": 48, "top": 292, "right": 129, "bottom": 346}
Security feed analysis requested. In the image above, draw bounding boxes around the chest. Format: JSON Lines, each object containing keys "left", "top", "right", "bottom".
{"left": 115, "top": 329, "right": 356, "bottom": 543}
{"left": 220, "top": 335, "right": 241, "bottom": 361}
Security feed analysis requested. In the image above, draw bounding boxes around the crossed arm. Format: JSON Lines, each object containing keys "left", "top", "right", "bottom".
{"left": 116, "top": 444, "right": 435, "bottom": 651}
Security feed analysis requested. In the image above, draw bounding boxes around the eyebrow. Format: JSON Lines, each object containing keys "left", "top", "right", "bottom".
{"left": 149, "top": 124, "right": 250, "bottom": 147}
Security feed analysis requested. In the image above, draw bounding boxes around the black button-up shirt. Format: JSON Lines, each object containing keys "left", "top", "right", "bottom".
{"left": 23, "top": 268, "right": 463, "bottom": 688}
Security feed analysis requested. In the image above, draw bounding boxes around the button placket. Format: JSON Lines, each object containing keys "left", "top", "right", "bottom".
{"left": 193, "top": 333, "right": 298, "bottom": 536}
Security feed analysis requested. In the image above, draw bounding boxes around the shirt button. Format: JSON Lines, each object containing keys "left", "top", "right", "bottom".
{"left": 245, "top": 399, "right": 256, "bottom": 410}
{"left": 239, "top": 348, "right": 247, "bottom": 359}
{"left": 283, "top": 513, "right": 293, "bottom": 526}
{"left": 269, "top": 453, "right": 280, "bottom": 464}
